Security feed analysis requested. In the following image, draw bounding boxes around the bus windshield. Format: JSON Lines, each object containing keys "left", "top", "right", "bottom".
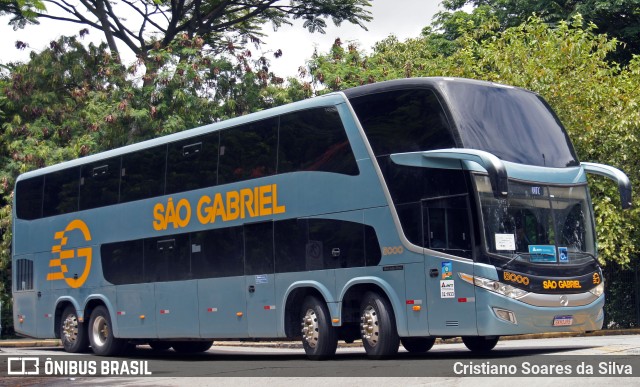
{"left": 442, "top": 81, "right": 579, "bottom": 168}
{"left": 475, "top": 175, "right": 596, "bottom": 268}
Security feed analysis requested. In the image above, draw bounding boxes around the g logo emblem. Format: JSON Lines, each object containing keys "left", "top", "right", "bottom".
{"left": 47, "top": 219, "right": 92, "bottom": 288}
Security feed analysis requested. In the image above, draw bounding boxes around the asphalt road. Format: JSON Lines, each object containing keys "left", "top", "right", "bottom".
{"left": 1, "top": 335, "right": 639, "bottom": 386}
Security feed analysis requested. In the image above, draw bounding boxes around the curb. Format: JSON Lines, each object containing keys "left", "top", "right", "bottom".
{"left": 1, "top": 329, "right": 639, "bottom": 349}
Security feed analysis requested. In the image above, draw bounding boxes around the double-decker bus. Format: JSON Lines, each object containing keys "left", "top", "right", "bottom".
{"left": 12, "top": 78, "right": 631, "bottom": 359}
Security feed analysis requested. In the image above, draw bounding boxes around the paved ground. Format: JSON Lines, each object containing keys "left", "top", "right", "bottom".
{"left": 1, "top": 328, "right": 639, "bottom": 348}
{"left": 1, "top": 333, "right": 640, "bottom": 385}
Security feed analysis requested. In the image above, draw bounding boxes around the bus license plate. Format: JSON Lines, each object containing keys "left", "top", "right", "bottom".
{"left": 553, "top": 315, "right": 573, "bottom": 326}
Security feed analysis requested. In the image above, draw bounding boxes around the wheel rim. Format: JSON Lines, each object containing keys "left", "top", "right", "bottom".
{"left": 62, "top": 314, "right": 78, "bottom": 343}
{"left": 301, "top": 308, "right": 319, "bottom": 348}
{"left": 91, "top": 315, "right": 109, "bottom": 348}
{"left": 361, "top": 305, "right": 379, "bottom": 347}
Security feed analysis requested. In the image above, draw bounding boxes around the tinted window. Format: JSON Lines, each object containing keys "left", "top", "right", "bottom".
{"left": 120, "top": 145, "right": 166, "bottom": 203}
{"left": 278, "top": 107, "right": 358, "bottom": 175}
{"left": 364, "top": 225, "right": 382, "bottom": 266}
{"left": 274, "top": 219, "right": 308, "bottom": 273}
{"left": 15, "top": 176, "right": 43, "bottom": 220}
{"left": 444, "top": 82, "right": 578, "bottom": 167}
{"left": 80, "top": 157, "right": 121, "bottom": 210}
{"left": 307, "top": 219, "right": 365, "bottom": 270}
{"left": 218, "top": 118, "right": 278, "bottom": 184}
{"left": 143, "top": 234, "right": 190, "bottom": 282}
{"left": 191, "top": 227, "right": 244, "bottom": 278}
{"left": 43, "top": 167, "right": 80, "bottom": 217}
{"left": 101, "top": 240, "right": 144, "bottom": 285}
{"left": 396, "top": 202, "right": 423, "bottom": 246}
{"left": 424, "top": 195, "right": 472, "bottom": 258}
{"left": 381, "top": 161, "right": 470, "bottom": 204}
{"left": 244, "top": 222, "right": 274, "bottom": 275}
{"left": 166, "top": 133, "right": 219, "bottom": 194}
{"left": 349, "top": 89, "right": 455, "bottom": 157}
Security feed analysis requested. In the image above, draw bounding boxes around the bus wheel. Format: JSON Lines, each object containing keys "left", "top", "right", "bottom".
{"left": 149, "top": 340, "right": 172, "bottom": 351}
{"left": 401, "top": 337, "right": 436, "bottom": 353}
{"left": 171, "top": 341, "right": 213, "bottom": 353}
{"left": 300, "top": 296, "right": 338, "bottom": 360}
{"left": 88, "top": 306, "right": 126, "bottom": 356}
{"left": 462, "top": 336, "right": 499, "bottom": 352}
{"left": 360, "top": 292, "right": 399, "bottom": 359}
{"left": 60, "top": 306, "right": 89, "bottom": 353}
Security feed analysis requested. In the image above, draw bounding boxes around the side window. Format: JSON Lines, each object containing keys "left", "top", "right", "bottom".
{"left": 80, "top": 157, "right": 121, "bottom": 210}
{"left": 101, "top": 240, "right": 144, "bottom": 285}
{"left": 307, "top": 219, "right": 365, "bottom": 270}
{"left": 278, "top": 107, "right": 359, "bottom": 175}
{"left": 218, "top": 118, "right": 278, "bottom": 185}
{"left": 191, "top": 227, "right": 244, "bottom": 278}
{"left": 166, "top": 132, "right": 219, "bottom": 194}
{"left": 274, "top": 219, "right": 308, "bottom": 273}
{"left": 120, "top": 145, "right": 167, "bottom": 203}
{"left": 144, "top": 234, "right": 190, "bottom": 282}
{"left": 244, "top": 222, "right": 274, "bottom": 275}
{"left": 364, "top": 225, "right": 382, "bottom": 267}
{"left": 423, "top": 195, "right": 472, "bottom": 258}
{"left": 15, "top": 258, "right": 33, "bottom": 291}
{"left": 349, "top": 88, "right": 455, "bottom": 157}
{"left": 15, "top": 176, "right": 43, "bottom": 220}
{"left": 396, "top": 202, "right": 423, "bottom": 246}
{"left": 43, "top": 167, "right": 80, "bottom": 217}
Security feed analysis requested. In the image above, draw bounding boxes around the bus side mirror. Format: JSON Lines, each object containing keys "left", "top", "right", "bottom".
{"left": 581, "top": 162, "right": 632, "bottom": 209}
{"left": 391, "top": 148, "right": 509, "bottom": 199}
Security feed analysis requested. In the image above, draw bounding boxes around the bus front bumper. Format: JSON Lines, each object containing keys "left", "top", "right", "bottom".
{"left": 474, "top": 288, "right": 605, "bottom": 336}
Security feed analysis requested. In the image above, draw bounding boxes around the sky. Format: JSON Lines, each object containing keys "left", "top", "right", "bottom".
{"left": 0, "top": 1, "right": 443, "bottom": 78}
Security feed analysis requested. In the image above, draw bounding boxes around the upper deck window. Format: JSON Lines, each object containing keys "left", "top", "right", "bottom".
{"left": 349, "top": 88, "right": 455, "bottom": 156}
{"left": 278, "top": 107, "right": 358, "bottom": 175}
{"left": 443, "top": 82, "right": 579, "bottom": 167}
{"left": 15, "top": 106, "right": 359, "bottom": 220}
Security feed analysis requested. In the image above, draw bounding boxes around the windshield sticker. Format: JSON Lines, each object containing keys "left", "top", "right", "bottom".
{"left": 495, "top": 234, "right": 516, "bottom": 250}
{"left": 529, "top": 245, "right": 557, "bottom": 263}
{"left": 442, "top": 262, "right": 453, "bottom": 280}
{"left": 558, "top": 247, "right": 569, "bottom": 263}
{"left": 440, "top": 280, "right": 455, "bottom": 299}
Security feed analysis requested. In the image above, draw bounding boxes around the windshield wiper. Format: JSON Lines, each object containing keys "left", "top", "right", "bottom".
{"left": 501, "top": 253, "right": 525, "bottom": 269}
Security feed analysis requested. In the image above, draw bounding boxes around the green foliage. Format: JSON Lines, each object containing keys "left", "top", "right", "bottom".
{"left": 437, "top": 0, "right": 640, "bottom": 63}
{"left": 308, "top": 15, "right": 640, "bottom": 267}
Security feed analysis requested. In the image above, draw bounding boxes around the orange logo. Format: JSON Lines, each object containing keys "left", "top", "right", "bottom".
{"left": 593, "top": 273, "right": 601, "bottom": 285}
{"left": 47, "top": 219, "right": 92, "bottom": 288}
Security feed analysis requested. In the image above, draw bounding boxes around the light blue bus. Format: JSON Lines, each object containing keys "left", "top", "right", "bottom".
{"left": 12, "top": 78, "right": 631, "bottom": 359}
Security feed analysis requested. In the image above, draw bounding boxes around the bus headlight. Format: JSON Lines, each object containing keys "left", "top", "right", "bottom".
{"left": 589, "top": 281, "right": 605, "bottom": 297}
{"left": 459, "top": 273, "right": 529, "bottom": 300}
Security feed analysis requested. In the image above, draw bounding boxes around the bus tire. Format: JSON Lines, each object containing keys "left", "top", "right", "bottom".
{"left": 401, "top": 337, "right": 436, "bottom": 353}
{"left": 360, "top": 291, "right": 399, "bottom": 359}
{"left": 171, "top": 341, "right": 213, "bottom": 353}
{"left": 300, "top": 296, "right": 338, "bottom": 360}
{"left": 60, "top": 306, "right": 89, "bottom": 353}
{"left": 88, "top": 306, "right": 126, "bottom": 356}
{"left": 462, "top": 336, "right": 499, "bottom": 352}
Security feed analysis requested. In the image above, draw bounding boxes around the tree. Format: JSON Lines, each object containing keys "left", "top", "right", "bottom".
{"left": 435, "top": 0, "right": 640, "bottom": 63}
{"left": 2, "top": 1, "right": 372, "bottom": 70}
{"left": 307, "top": 16, "right": 640, "bottom": 267}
